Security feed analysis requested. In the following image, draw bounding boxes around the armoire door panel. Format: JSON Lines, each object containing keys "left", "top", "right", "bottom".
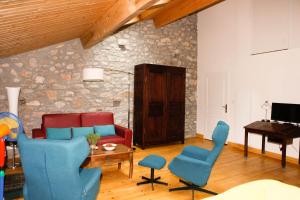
{"left": 144, "top": 116, "right": 164, "bottom": 143}
{"left": 145, "top": 102, "right": 165, "bottom": 143}
{"left": 145, "top": 66, "right": 167, "bottom": 143}
{"left": 148, "top": 102, "right": 164, "bottom": 117}
{"left": 166, "top": 68, "right": 185, "bottom": 141}
{"left": 166, "top": 102, "right": 185, "bottom": 140}
{"left": 147, "top": 67, "right": 166, "bottom": 102}
{"left": 146, "top": 101, "right": 164, "bottom": 142}
{"left": 167, "top": 69, "right": 186, "bottom": 102}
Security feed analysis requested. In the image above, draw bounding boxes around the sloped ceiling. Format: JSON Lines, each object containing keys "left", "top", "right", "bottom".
{"left": 0, "top": 0, "right": 223, "bottom": 58}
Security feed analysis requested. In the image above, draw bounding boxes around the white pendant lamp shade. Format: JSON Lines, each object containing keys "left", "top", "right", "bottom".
{"left": 83, "top": 68, "right": 104, "bottom": 82}
{"left": 6, "top": 87, "right": 21, "bottom": 116}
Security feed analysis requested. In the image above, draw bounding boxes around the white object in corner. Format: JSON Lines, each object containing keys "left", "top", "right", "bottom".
{"left": 83, "top": 68, "right": 104, "bottom": 82}
{"left": 6, "top": 87, "right": 21, "bottom": 116}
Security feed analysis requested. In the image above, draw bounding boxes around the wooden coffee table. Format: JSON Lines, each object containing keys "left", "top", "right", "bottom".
{"left": 87, "top": 144, "right": 133, "bottom": 178}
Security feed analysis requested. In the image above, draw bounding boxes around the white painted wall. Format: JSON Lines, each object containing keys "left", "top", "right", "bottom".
{"left": 197, "top": 0, "right": 300, "bottom": 158}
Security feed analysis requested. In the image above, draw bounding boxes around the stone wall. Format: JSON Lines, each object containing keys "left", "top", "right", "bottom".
{"left": 0, "top": 15, "right": 197, "bottom": 137}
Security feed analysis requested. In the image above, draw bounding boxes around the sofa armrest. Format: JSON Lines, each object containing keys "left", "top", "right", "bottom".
{"left": 32, "top": 128, "right": 46, "bottom": 139}
{"left": 115, "top": 125, "right": 133, "bottom": 148}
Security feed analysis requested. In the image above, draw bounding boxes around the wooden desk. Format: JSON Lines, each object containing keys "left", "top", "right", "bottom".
{"left": 244, "top": 121, "right": 300, "bottom": 168}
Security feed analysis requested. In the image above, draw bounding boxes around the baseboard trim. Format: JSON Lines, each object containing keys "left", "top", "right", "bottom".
{"left": 196, "top": 133, "right": 204, "bottom": 139}
{"left": 185, "top": 135, "right": 195, "bottom": 139}
{"left": 227, "top": 142, "right": 299, "bottom": 165}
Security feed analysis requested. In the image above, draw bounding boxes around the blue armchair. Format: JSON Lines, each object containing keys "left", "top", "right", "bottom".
{"left": 18, "top": 134, "right": 101, "bottom": 200}
{"left": 168, "top": 121, "right": 229, "bottom": 199}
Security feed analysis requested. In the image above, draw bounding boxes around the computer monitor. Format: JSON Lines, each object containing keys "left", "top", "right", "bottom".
{"left": 271, "top": 103, "right": 300, "bottom": 123}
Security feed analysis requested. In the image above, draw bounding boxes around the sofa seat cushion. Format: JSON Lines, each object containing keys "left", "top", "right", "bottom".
{"left": 97, "top": 135, "right": 125, "bottom": 146}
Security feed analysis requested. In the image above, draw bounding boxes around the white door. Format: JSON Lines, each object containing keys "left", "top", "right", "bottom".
{"left": 204, "top": 72, "right": 228, "bottom": 139}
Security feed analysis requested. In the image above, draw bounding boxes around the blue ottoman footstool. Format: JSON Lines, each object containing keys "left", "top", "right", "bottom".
{"left": 137, "top": 154, "right": 168, "bottom": 190}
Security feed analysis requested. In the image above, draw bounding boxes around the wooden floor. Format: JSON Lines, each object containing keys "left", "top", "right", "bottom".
{"left": 95, "top": 137, "right": 300, "bottom": 200}
{"left": 10, "top": 137, "right": 300, "bottom": 200}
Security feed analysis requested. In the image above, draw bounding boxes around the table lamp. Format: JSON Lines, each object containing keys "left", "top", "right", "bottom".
{"left": 261, "top": 100, "right": 271, "bottom": 122}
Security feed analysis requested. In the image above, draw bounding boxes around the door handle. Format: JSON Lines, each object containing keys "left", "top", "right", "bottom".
{"left": 222, "top": 104, "right": 228, "bottom": 113}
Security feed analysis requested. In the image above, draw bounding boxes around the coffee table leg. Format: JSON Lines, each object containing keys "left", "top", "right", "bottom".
{"left": 129, "top": 152, "right": 133, "bottom": 179}
{"left": 118, "top": 163, "right": 121, "bottom": 170}
{"left": 89, "top": 157, "right": 94, "bottom": 168}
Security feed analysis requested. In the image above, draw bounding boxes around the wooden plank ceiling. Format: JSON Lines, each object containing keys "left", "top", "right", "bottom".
{"left": 0, "top": 0, "right": 224, "bottom": 58}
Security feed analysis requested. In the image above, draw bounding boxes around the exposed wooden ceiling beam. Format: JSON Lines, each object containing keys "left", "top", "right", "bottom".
{"left": 139, "top": 0, "right": 170, "bottom": 20}
{"left": 125, "top": 16, "right": 141, "bottom": 26}
{"left": 153, "top": 0, "right": 224, "bottom": 28}
{"left": 151, "top": 0, "right": 170, "bottom": 9}
{"left": 81, "top": 0, "right": 160, "bottom": 49}
{"left": 140, "top": 7, "right": 163, "bottom": 21}
{"left": 125, "top": 0, "right": 170, "bottom": 25}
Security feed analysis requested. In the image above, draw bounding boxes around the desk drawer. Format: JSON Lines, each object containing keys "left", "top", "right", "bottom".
{"left": 268, "top": 136, "right": 293, "bottom": 145}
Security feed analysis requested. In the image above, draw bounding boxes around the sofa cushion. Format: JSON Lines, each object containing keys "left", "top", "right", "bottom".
{"left": 46, "top": 128, "right": 72, "bottom": 140}
{"left": 94, "top": 125, "right": 115, "bottom": 137}
{"left": 96, "top": 135, "right": 125, "bottom": 146}
{"left": 81, "top": 112, "right": 114, "bottom": 127}
{"left": 72, "top": 127, "right": 94, "bottom": 138}
{"left": 43, "top": 113, "right": 81, "bottom": 129}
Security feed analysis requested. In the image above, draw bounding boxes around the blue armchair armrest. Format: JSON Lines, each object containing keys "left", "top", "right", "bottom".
{"left": 182, "top": 145, "right": 210, "bottom": 161}
{"left": 169, "top": 154, "right": 212, "bottom": 187}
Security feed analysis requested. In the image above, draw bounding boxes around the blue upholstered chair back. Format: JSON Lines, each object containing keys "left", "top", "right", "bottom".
{"left": 206, "top": 121, "right": 229, "bottom": 165}
{"left": 18, "top": 134, "right": 90, "bottom": 200}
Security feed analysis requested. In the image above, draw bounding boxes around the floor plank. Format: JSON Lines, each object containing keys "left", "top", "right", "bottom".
{"left": 95, "top": 137, "right": 300, "bottom": 200}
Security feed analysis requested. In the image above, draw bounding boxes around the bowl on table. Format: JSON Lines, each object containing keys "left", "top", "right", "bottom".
{"left": 102, "top": 143, "right": 117, "bottom": 151}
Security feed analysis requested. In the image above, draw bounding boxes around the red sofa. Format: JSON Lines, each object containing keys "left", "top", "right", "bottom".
{"left": 32, "top": 112, "right": 133, "bottom": 147}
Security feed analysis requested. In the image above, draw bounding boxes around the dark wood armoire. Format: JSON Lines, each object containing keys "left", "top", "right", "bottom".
{"left": 133, "top": 64, "right": 186, "bottom": 149}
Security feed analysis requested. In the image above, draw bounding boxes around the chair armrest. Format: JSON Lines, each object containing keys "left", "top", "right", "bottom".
{"left": 115, "top": 125, "right": 133, "bottom": 148}
{"left": 168, "top": 154, "right": 212, "bottom": 187}
{"left": 182, "top": 145, "right": 210, "bottom": 161}
{"left": 32, "top": 128, "right": 45, "bottom": 139}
